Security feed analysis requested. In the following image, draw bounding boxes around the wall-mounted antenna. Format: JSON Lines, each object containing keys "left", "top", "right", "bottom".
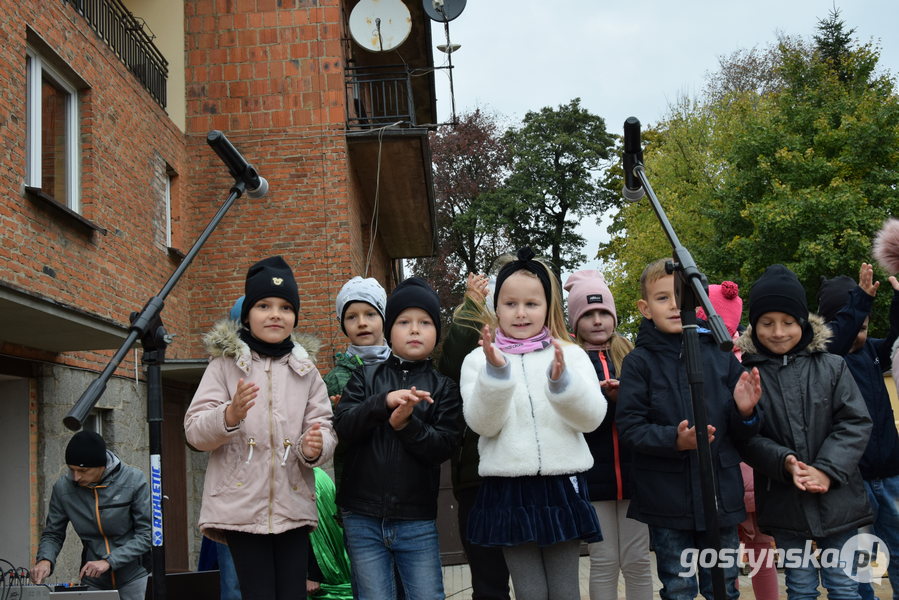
{"left": 349, "top": 0, "right": 413, "bottom": 52}
{"left": 424, "top": 0, "right": 466, "bottom": 126}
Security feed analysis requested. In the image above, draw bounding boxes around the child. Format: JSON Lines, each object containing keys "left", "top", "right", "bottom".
{"left": 459, "top": 247, "right": 606, "bottom": 600}
{"left": 736, "top": 264, "right": 872, "bottom": 599}
{"left": 563, "top": 269, "right": 652, "bottom": 600}
{"left": 184, "top": 256, "right": 336, "bottom": 600}
{"left": 615, "top": 258, "right": 762, "bottom": 600}
{"left": 699, "top": 281, "right": 779, "bottom": 600}
{"left": 323, "top": 276, "right": 390, "bottom": 402}
{"left": 333, "top": 277, "right": 462, "bottom": 600}
{"left": 438, "top": 272, "right": 512, "bottom": 600}
{"left": 817, "top": 262, "right": 899, "bottom": 598}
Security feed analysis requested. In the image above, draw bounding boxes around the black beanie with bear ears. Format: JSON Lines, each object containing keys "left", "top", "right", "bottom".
{"left": 240, "top": 256, "right": 300, "bottom": 324}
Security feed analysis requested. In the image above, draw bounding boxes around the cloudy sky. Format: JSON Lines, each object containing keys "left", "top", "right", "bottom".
{"left": 427, "top": 0, "right": 899, "bottom": 272}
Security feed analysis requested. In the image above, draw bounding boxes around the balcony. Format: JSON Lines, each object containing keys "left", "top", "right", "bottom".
{"left": 345, "top": 64, "right": 436, "bottom": 258}
{"left": 63, "top": 0, "right": 168, "bottom": 108}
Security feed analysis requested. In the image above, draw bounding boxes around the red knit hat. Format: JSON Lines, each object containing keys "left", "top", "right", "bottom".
{"left": 696, "top": 281, "right": 743, "bottom": 337}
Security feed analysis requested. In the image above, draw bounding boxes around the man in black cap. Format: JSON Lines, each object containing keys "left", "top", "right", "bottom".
{"left": 30, "top": 431, "right": 152, "bottom": 600}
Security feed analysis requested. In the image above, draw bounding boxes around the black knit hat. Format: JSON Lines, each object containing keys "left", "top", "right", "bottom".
{"left": 65, "top": 431, "right": 107, "bottom": 468}
{"left": 241, "top": 256, "right": 300, "bottom": 324}
{"left": 816, "top": 275, "right": 857, "bottom": 323}
{"left": 384, "top": 277, "right": 442, "bottom": 344}
{"left": 748, "top": 265, "right": 809, "bottom": 328}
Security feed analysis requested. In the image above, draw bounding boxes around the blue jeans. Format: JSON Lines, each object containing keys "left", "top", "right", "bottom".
{"left": 776, "top": 529, "right": 861, "bottom": 599}
{"left": 859, "top": 476, "right": 899, "bottom": 600}
{"left": 342, "top": 512, "right": 444, "bottom": 600}
{"left": 216, "top": 542, "right": 242, "bottom": 600}
{"left": 649, "top": 525, "right": 740, "bottom": 600}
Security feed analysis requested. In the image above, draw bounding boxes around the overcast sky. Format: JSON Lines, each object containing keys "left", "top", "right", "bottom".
{"left": 428, "top": 0, "right": 899, "bottom": 273}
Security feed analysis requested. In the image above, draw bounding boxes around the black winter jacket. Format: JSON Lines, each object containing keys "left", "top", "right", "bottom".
{"left": 333, "top": 355, "right": 462, "bottom": 520}
{"left": 736, "top": 315, "right": 872, "bottom": 538}
{"left": 825, "top": 287, "right": 899, "bottom": 480}
{"left": 583, "top": 351, "right": 634, "bottom": 502}
{"left": 616, "top": 318, "right": 760, "bottom": 531}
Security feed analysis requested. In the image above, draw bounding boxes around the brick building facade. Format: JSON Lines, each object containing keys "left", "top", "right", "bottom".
{"left": 0, "top": 0, "right": 438, "bottom": 581}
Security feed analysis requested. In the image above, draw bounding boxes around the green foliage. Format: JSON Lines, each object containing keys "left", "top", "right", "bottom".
{"left": 600, "top": 14, "right": 899, "bottom": 336}
{"left": 498, "top": 98, "right": 616, "bottom": 275}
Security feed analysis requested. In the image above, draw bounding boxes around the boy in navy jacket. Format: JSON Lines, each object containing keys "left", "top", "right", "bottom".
{"left": 616, "top": 259, "right": 761, "bottom": 600}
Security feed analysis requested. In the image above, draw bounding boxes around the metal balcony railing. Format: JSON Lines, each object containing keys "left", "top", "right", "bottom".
{"left": 63, "top": 0, "right": 168, "bottom": 108}
{"left": 345, "top": 65, "right": 415, "bottom": 129}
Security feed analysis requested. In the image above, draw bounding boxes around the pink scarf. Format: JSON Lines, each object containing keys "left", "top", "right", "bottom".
{"left": 494, "top": 327, "right": 553, "bottom": 354}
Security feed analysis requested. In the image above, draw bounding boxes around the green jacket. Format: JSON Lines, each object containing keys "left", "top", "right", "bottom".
{"left": 323, "top": 353, "right": 364, "bottom": 398}
{"left": 436, "top": 296, "right": 483, "bottom": 493}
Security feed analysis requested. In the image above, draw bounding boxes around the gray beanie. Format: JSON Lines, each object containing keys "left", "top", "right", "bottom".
{"left": 335, "top": 276, "right": 387, "bottom": 333}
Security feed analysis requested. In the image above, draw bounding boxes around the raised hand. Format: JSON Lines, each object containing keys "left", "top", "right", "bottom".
{"left": 226, "top": 378, "right": 258, "bottom": 427}
{"left": 600, "top": 378, "right": 620, "bottom": 402}
{"left": 549, "top": 339, "right": 565, "bottom": 381}
{"left": 733, "top": 367, "right": 762, "bottom": 418}
{"left": 480, "top": 324, "right": 505, "bottom": 368}
{"left": 859, "top": 262, "right": 881, "bottom": 297}
{"left": 301, "top": 423, "right": 323, "bottom": 460}
{"left": 387, "top": 386, "right": 433, "bottom": 430}
{"left": 675, "top": 420, "right": 716, "bottom": 451}
{"left": 466, "top": 273, "right": 490, "bottom": 304}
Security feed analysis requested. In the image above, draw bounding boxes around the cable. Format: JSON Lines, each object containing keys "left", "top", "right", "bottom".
{"left": 363, "top": 121, "right": 403, "bottom": 277}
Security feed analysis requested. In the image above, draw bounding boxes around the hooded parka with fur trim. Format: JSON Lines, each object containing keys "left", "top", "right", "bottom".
{"left": 184, "top": 320, "right": 336, "bottom": 543}
{"left": 735, "top": 315, "right": 872, "bottom": 538}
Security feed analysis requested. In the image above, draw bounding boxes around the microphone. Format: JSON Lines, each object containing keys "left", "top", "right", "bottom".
{"left": 206, "top": 130, "right": 269, "bottom": 198}
{"left": 622, "top": 117, "right": 645, "bottom": 202}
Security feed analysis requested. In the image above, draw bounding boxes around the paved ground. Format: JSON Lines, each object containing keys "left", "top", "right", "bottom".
{"left": 442, "top": 554, "right": 894, "bottom": 599}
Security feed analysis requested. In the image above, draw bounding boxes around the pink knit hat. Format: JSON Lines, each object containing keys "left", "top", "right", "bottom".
{"left": 563, "top": 270, "right": 617, "bottom": 334}
{"left": 696, "top": 281, "right": 743, "bottom": 337}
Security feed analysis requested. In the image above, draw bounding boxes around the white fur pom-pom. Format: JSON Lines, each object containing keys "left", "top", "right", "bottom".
{"left": 873, "top": 218, "right": 899, "bottom": 274}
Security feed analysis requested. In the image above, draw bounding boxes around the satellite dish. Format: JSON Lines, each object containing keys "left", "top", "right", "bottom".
{"left": 349, "top": 0, "right": 412, "bottom": 52}
{"left": 423, "top": 0, "right": 466, "bottom": 22}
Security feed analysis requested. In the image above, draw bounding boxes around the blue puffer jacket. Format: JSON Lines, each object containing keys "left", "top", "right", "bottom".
{"left": 824, "top": 286, "right": 899, "bottom": 480}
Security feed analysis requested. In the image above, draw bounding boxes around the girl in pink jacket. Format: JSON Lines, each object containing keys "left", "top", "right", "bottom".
{"left": 184, "top": 256, "right": 336, "bottom": 600}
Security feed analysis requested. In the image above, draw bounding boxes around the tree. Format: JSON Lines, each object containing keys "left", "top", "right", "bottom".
{"left": 600, "top": 14, "right": 899, "bottom": 334}
{"left": 409, "top": 109, "right": 510, "bottom": 311}
{"left": 497, "top": 98, "right": 616, "bottom": 275}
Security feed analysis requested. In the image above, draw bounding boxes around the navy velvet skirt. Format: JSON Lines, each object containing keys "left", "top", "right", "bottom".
{"left": 467, "top": 473, "right": 602, "bottom": 547}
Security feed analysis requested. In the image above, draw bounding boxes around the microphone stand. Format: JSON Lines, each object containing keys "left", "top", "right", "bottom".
{"left": 632, "top": 162, "right": 734, "bottom": 600}
{"left": 64, "top": 171, "right": 250, "bottom": 600}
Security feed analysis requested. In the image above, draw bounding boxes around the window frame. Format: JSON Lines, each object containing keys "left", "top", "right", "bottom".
{"left": 25, "top": 47, "right": 81, "bottom": 212}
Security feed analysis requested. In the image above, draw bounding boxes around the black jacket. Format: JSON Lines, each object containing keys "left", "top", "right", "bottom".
{"left": 333, "top": 355, "right": 462, "bottom": 520}
{"left": 825, "top": 286, "right": 899, "bottom": 480}
{"left": 616, "top": 319, "right": 760, "bottom": 531}
{"left": 736, "top": 315, "right": 872, "bottom": 538}
{"left": 583, "top": 351, "right": 634, "bottom": 502}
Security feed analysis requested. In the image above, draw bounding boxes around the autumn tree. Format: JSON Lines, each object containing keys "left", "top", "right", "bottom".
{"left": 409, "top": 109, "right": 510, "bottom": 310}
{"left": 600, "top": 11, "right": 899, "bottom": 334}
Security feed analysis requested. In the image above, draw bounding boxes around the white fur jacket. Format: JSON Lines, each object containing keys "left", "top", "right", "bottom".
{"left": 460, "top": 341, "right": 606, "bottom": 477}
{"left": 184, "top": 320, "right": 336, "bottom": 542}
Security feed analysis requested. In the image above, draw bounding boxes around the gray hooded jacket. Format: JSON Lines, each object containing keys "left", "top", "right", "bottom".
{"left": 736, "top": 314, "right": 872, "bottom": 538}
{"left": 37, "top": 450, "right": 151, "bottom": 588}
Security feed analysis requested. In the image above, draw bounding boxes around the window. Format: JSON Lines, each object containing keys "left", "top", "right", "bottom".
{"left": 164, "top": 171, "right": 173, "bottom": 248}
{"left": 26, "top": 48, "right": 80, "bottom": 211}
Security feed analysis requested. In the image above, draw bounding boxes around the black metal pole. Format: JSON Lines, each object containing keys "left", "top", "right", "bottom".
{"left": 63, "top": 178, "right": 247, "bottom": 431}
{"left": 629, "top": 148, "right": 732, "bottom": 600}
{"left": 63, "top": 131, "right": 262, "bottom": 600}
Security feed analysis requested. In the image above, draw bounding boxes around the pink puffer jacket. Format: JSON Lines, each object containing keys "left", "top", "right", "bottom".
{"left": 184, "top": 320, "right": 336, "bottom": 543}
